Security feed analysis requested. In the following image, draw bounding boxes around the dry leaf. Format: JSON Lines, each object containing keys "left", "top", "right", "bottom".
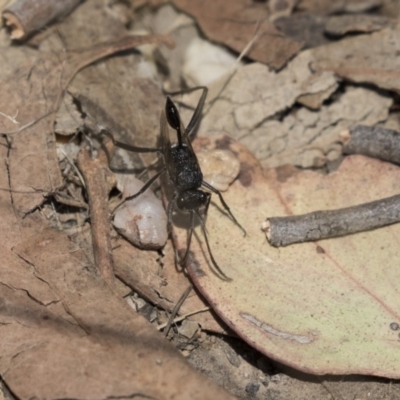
{"left": 248, "top": 86, "right": 391, "bottom": 169}
{"left": 70, "top": 56, "right": 164, "bottom": 152}
{"left": 1, "top": 34, "right": 172, "bottom": 214}
{"left": 171, "top": 0, "right": 303, "bottom": 69}
{"left": 269, "top": 0, "right": 298, "bottom": 21}
{"left": 325, "top": 14, "right": 392, "bottom": 36}
{"left": 0, "top": 3, "right": 236, "bottom": 395}
{"left": 274, "top": 13, "right": 330, "bottom": 49}
{"left": 152, "top": 4, "right": 200, "bottom": 90}
{"left": 3, "top": 225, "right": 233, "bottom": 399}
{"left": 182, "top": 37, "right": 243, "bottom": 87}
{"left": 114, "top": 239, "right": 227, "bottom": 334}
{"left": 312, "top": 24, "right": 400, "bottom": 93}
{"left": 198, "top": 43, "right": 392, "bottom": 168}
{"left": 174, "top": 135, "right": 400, "bottom": 377}
{"left": 0, "top": 140, "right": 233, "bottom": 399}
{"left": 202, "top": 50, "right": 338, "bottom": 134}
{"left": 297, "top": 0, "right": 383, "bottom": 14}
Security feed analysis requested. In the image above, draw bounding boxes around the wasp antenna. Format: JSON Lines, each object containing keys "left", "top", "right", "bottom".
{"left": 186, "top": 86, "right": 208, "bottom": 137}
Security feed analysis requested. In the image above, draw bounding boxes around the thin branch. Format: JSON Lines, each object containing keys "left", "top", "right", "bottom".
{"left": 161, "top": 286, "right": 192, "bottom": 336}
{"left": 264, "top": 125, "right": 400, "bottom": 247}
{"left": 0, "top": 111, "right": 53, "bottom": 135}
{"left": 58, "top": 148, "right": 86, "bottom": 189}
{"left": 0, "top": 109, "right": 19, "bottom": 124}
{"left": 77, "top": 146, "right": 115, "bottom": 287}
{"left": 2, "top": 0, "right": 83, "bottom": 40}
{"left": 263, "top": 194, "right": 400, "bottom": 247}
{"left": 157, "top": 307, "right": 210, "bottom": 331}
{"left": 341, "top": 125, "right": 400, "bottom": 164}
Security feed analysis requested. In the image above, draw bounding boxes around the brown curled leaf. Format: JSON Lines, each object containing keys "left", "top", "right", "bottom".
{"left": 1, "top": 34, "right": 174, "bottom": 214}
{"left": 171, "top": 0, "right": 303, "bottom": 69}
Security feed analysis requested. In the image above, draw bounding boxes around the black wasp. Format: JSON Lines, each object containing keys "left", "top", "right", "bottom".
{"left": 105, "top": 86, "right": 246, "bottom": 280}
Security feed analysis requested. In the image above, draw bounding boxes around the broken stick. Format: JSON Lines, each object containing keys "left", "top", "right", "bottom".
{"left": 341, "top": 125, "right": 400, "bottom": 164}
{"left": 77, "top": 146, "right": 116, "bottom": 287}
{"left": 2, "top": 0, "right": 83, "bottom": 40}
{"left": 263, "top": 194, "right": 400, "bottom": 247}
{"left": 263, "top": 125, "right": 400, "bottom": 247}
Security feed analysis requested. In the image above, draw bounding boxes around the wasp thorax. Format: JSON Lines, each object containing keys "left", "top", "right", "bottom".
{"left": 177, "top": 189, "right": 209, "bottom": 211}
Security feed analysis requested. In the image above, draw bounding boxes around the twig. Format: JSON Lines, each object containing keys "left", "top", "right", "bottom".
{"left": 263, "top": 194, "right": 400, "bottom": 247}
{"left": 2, "top": 0, "right": 83, "bottom": 40}
{"left": 0, "top": 110, "right": 19, "bottom": 124}
{"left": 0, "top": 111, "right": 53, "bottom": 135}
{"left": 50, "top": 200, "right": 62, "bottom": 231}
{"left": 54, "top": 193, "right": 88, "bottom": 210}
{"left": 58, "top": 148, "right": 86, "bottom": 189}
{"left": 202, "top": 19, "right": 261, "bottom": 120}
{"left": 161, "top": 286, "right": 192, "bottom": 336}
{"left": 77, "top": 146, "right": 115, "bottom": 287}
{"left": 233, "top": 18, "right": 262, "bottom": 68}
{"left": 264, "top": 125, "right": 400, "bottom": 246}
{"left": 157, "top": 307, "right": 211, "bottom": 331}
{"left": 341, "top": 125, "right": 400, "bottom": 164}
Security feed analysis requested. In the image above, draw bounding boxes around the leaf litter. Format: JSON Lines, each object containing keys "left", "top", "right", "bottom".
{"left": 0, "top": 2, "right": 231, "bottom": 399}
{"left": 179, "top": 136, "right": 400, "bottom": 377}
{"left": 171, "top": 0, "right": 304, "bottom": 70}
{"left": 2, "top": 0, "right": 400, "bottom": 399}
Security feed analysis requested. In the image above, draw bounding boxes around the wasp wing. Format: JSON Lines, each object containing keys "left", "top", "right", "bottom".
{"left": 182, "top": 117, "right": 198, "bottom": 161}
{"left": 160, "top": 109, "right": 174, "bottom": 171}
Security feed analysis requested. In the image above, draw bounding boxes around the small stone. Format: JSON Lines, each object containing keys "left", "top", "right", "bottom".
{"left": 245, "top": 382, "right": 260, "bottom": 397}
{"left": 224, "top": 346, "right": 241, "bottom": 368}
{"left": 390, "top": 322, "right": 399, "bottom": 331}
{"left": 197, "top": 149, "right": 240, "bottom": 191}
{"left": 178, "top": 320, "right": 200, "bottom": 339}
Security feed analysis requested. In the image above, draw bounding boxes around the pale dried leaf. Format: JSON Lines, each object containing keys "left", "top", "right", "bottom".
{"left": 201, "top": 45, "right": 392, "bottom": 168}
{"left": 176, "top": 135, "right": 400, "bottom": 377}
{"left": 152, "top": 4, "right": 199, "bottom": 90}
{"left": 296, "top": 76, "right": 338, "bottom": 109}
{"left": 55, "top": 92, "right": 83, "bottom": 135}
{"left": 183, "top": 37, "right": 243, "bottom": 87}
{"left": 312, "top": 24, "right": 400, "bottom": 93}
{"left": 243, "top": 86, "right": 391, "bottom": 169}
{"left": 203, "top": 51, "right": 338, "bottom": 135}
